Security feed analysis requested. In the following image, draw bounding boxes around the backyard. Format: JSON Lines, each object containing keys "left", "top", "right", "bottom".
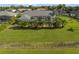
{"left": 0, "top": 16, "right": 79, "bottom": 53}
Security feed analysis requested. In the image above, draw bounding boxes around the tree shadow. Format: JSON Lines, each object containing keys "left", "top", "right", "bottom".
{"left": 67, "top": 28, "right": 74, "bottom": 32}
{"left": 9, "top": 26, "right": 39, "bottom": 30}
{"left": 9, "top": 26, "right": 63, "bottom": 30}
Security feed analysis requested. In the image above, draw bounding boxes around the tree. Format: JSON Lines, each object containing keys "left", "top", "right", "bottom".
{"left": 16, "top": 13, "right": 22, "bottom": 18}
{"left": 18, "top": 5, "right": 25, "bottom": 9}
{"left": 56, "top": 4, "right": 66, "bottom": 10}
{"left": 10, "top": 5, "right": 16, "bottom": 9}
{"left": 29, "top": 5, "right": 33, "bottom": 9}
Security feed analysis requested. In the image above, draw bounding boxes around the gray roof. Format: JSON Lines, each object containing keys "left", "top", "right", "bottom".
{"left": 18, "top": 10, "right": 53, "bottom": 20}
{"left": 18, "top": 15, "right": 31, "bottom": 20}
{"left": 23, "top": 10, "right": 53, "bottom": 16}
{"left": 70, "top": 10, "right": 79, "bottom": 14}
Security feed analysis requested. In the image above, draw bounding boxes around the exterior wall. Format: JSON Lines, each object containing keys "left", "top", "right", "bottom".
{"left": 70, "top": 14, "right": 76, "bottom": 17}
{"left": 31, "top": 16, "right": 52, "bottom": 21}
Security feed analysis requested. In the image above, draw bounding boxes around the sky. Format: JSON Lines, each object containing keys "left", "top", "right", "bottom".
{"left": 0, "top": 0, "right": 79, "bottom": 4}
{"left": 0, "top": 4, "right": 79, "bottom": 7}
{"left": 0, "top": 0, "right": 79, "bottom": 6}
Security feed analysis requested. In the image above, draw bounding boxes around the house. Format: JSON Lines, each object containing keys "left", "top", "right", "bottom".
{"left": 18, "top": 10, "right": 54, "bottom": 21}
{"left": 0, "top": 11, "right": 18, "bottom": 22}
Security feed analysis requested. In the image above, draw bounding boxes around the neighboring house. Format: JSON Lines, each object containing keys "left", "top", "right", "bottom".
{"left": 0, "top": 11, "right": 18, "bottom": 22}
{"left": 68, "top": 10, "right": 79, "bottom": 18}
{"left": 17, "top": 8, "right": 32, "bottom": 13}
{"left": 17, "top": 9, "right": 27, "bottom": 13}
{"left": 7, "top": 8, "right": 17, "bottom": 13}
{"left": 36, "top": 8, "right": 48, "bottom": 11}
{"left": 36, "top": 7, "right": 48, "bottom": 10}
{"left": 18, "top": 10, "right": 54, "bottom": 21}
{"left": 11, "top": 9, "right": 17, "bottom": 13}
{"left": 53, "top": 9, "right": 67, "bottom": 16}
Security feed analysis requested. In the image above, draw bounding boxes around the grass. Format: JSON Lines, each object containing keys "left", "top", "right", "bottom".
{"left": 0, "top": 16, "right": 79, "bottom": 53}
{"left": 59, "top": 16, "right": 79, "bottom": 29}
{"left": 0, "top": 48, "right": 79, "bottom": 54}
{"left": 0, "top": 28, "right": 79, "bottom": 43}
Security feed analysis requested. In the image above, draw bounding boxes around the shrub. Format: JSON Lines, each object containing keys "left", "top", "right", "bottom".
{"left": 67, "top": 27, "right": 74, "bottom": 32}
{"left": 15, "top": 20, "right": 28, "bottom": 28}
{"left": 53, "top": 17, "right": 64, "bottom": 28}
{"left": 0, "top": 22, "right": 9, "bottom": 31}
{"left": 8, "top": 16, "right": 16, "bottom": 24}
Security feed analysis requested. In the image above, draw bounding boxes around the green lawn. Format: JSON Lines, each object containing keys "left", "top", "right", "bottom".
{"left": 59, "top": 16, "right": 79, "bottom": 29}
{"left": 0, "top": 28, "right": 79, "bottom": 42}
{"left": 0, "top": 48, "right": 79, "bottom": 54}
{"left": 0, "top": 16, "right": 79, "bottom": 53}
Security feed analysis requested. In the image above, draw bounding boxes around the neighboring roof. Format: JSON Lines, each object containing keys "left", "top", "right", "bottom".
{"left": 70, "top": 10, "right": 79, "bottom": 14}
{"left": 23, "top": 10, "right": 53, "bottom": 17}
{"left": 18, "top": 8, "right": 32, "bottom": 11}
{"left": 0, "top": 11, "right": 18, "bottom": 16}
{"left": 36, "top": 8, "right": 48, "bottom": 10}
{"left": 53, "top": 9, "right": 66, "bottom": 13}
{"left": 18, "top": 9, "right": 27, "bottom": 11}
